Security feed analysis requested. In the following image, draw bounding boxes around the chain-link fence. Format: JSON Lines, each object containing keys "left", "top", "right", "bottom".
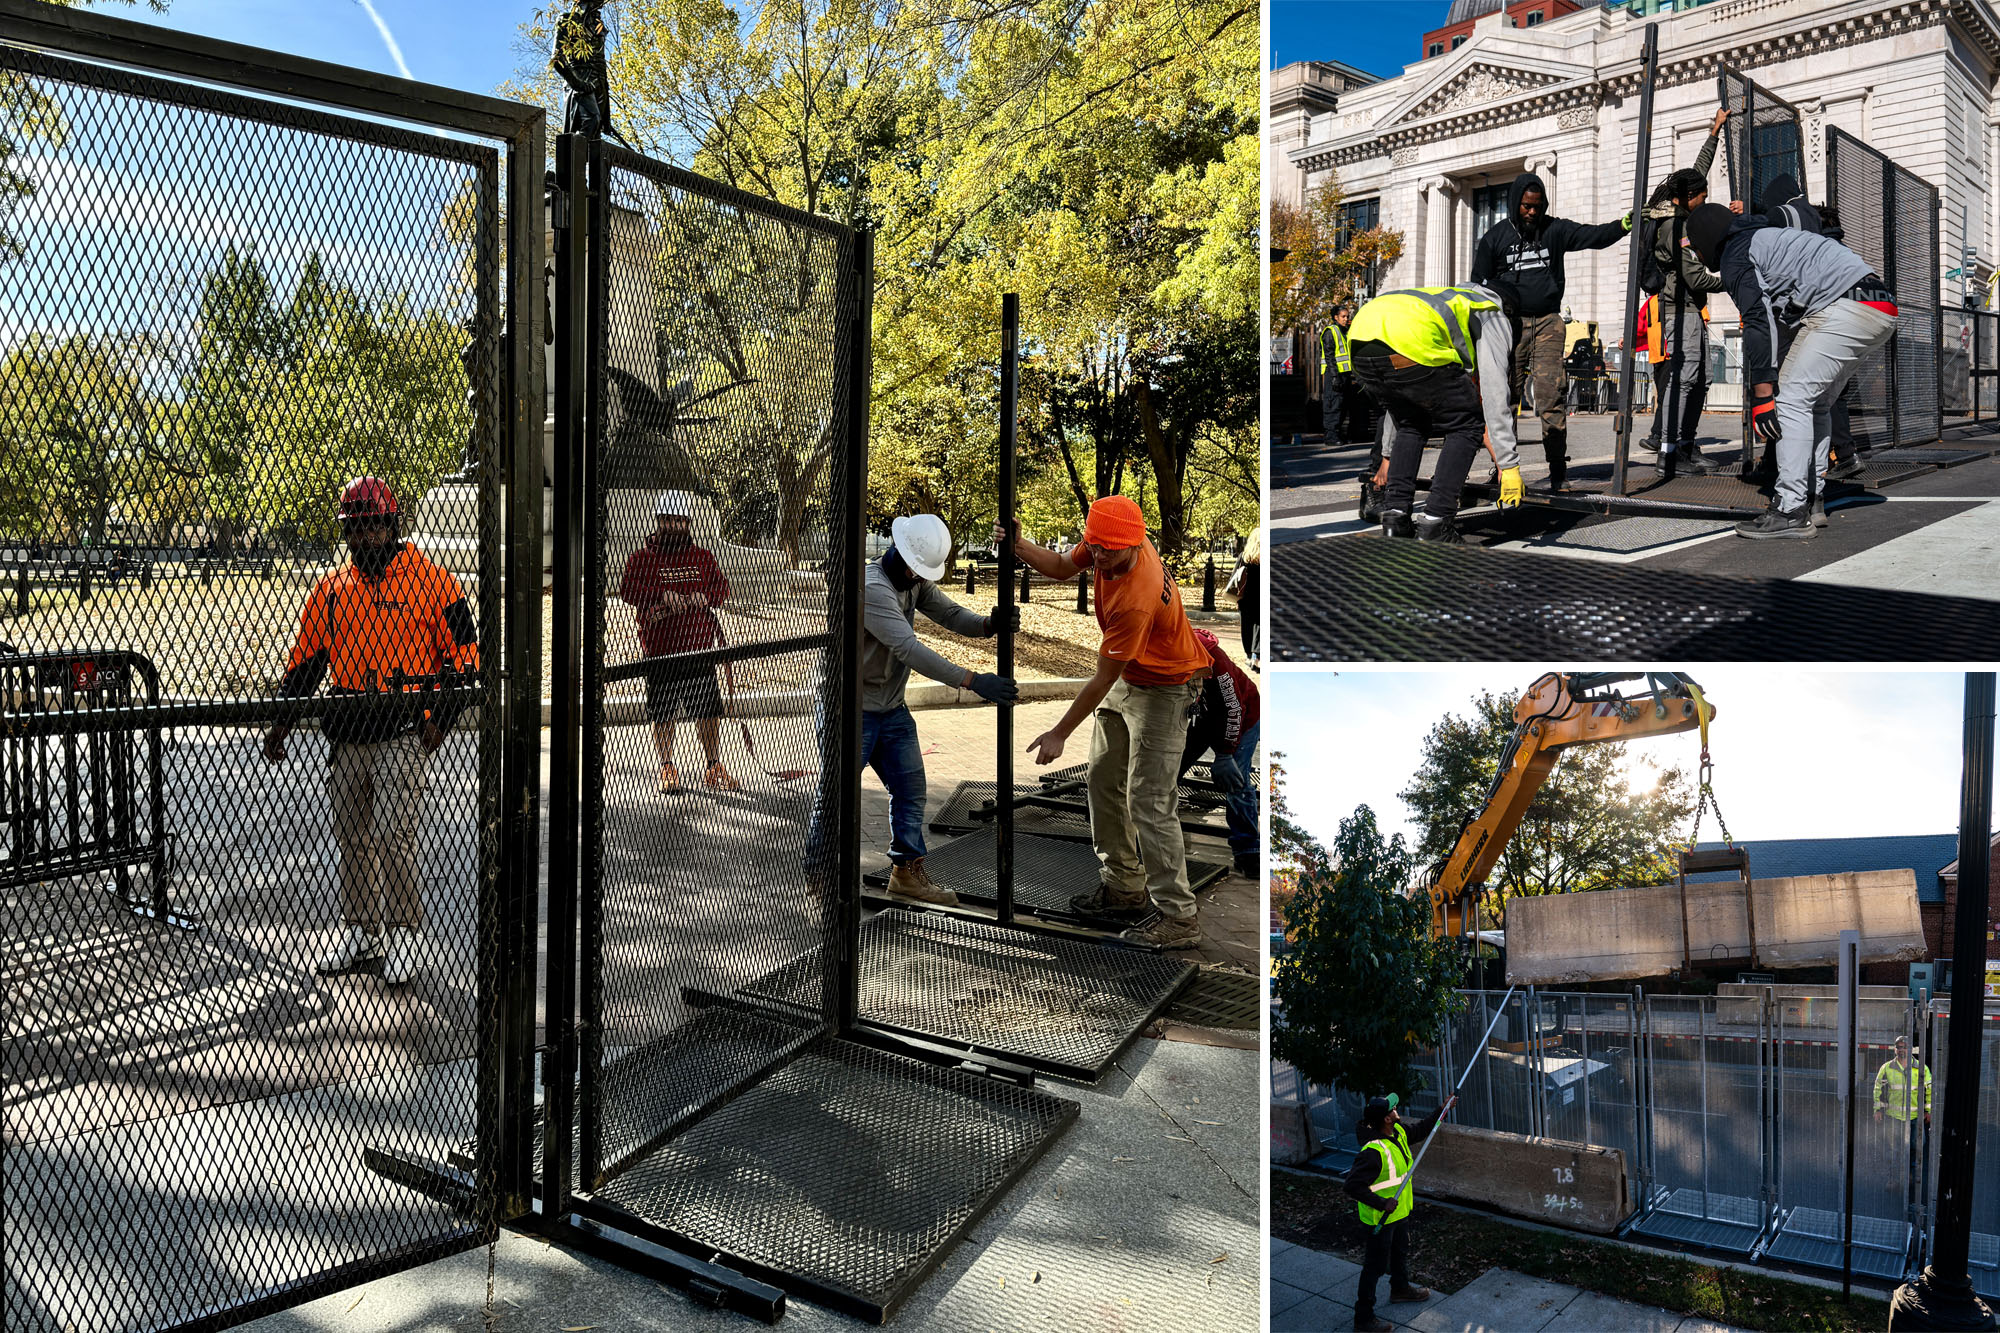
{"left": 1, "top": 6, "right": 544, "bottom": 1327}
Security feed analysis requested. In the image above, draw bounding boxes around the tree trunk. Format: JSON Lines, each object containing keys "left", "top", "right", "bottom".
{"left": 1131, "top": 379, "right": 1186, "bottom": 560}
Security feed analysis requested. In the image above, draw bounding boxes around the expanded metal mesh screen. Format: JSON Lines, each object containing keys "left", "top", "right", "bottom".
{"left": 1829, "top": 127, "right": 1941, "bottom": 449}
{"left": 1535, "top": 992, "right": 1644, "bottom": 1191}
{"left": 1, "top": 39, "right": 513, "bottom": 1332}
{"left": 575, "top": 141, "right": 859, "bottom": 1189}
{"left": 1719, "top": 69, "right": 1804, "bottom": 218}
{"left": 1926, "top": 1003, "right": 2000, "bottom": 1298}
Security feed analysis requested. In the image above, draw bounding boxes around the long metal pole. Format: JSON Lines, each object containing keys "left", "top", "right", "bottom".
{"left": 1373, "top": 985, "right": 1517, "bottom": 1231}
{"left": 1612, "top": 22, "right": 1661, "bottom": 498}
{"left": 837, "top": 232, "right": 875, "bottom": 1033}
{"left": 996, "top": 294, "right": 1019, "bottom": 926}
{"left": 1842, "top": 932, "right": 1858, "bottom": 1299}
{"left": 1891, "top": 672, "right": 1997, "bottom": 1330}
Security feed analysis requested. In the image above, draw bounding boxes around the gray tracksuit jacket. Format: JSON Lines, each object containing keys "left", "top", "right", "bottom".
{"left": 1717, "top": 221, "right": 1874, "bottom": 384}
{"left": 1375, "top": 297, "right": 1522, "bottom": 471}
{"left": 861, "top": 558, "right": 988, "bottom": 713}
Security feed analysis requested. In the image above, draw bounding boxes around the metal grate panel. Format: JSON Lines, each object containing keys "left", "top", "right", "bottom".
{"left": 589, "top": 1036, "right": 1077, "bottom": 1323}
{"left": 1628, "top": 1188, "right": 1766, "bottom": 1254}
{"left": 929, "top": 778, "right": 1232, "bottom": 842}
{"left": 1166, "top": 966, "right": 1261, "bottom": 1031}
{"left": 1270, "top": 538, "right": 2000, "bottom": 661}
{"left": 1765, "top": 1208, "right": 1912, "bottom": 1280}
{"left": 743, "top": 908, "right": 1194, "bottom": 1081}
{"left": 864, "top": 826, "right": 1230, "bottom": 924}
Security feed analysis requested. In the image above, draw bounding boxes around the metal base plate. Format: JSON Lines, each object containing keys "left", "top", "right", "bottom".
{"left": 1270, "top": 537, "right": 2000, "bottom": 661}
{"left": 863, "top": 827, "right": 1230, "bottom": 925}
{"left": 588, "top": 1036, "right": 1077, "bottom": 1323}
{"left": 1763, "top": 1207, "right": 1912, "bottom": 1281}
{"left": 743, "top": 908, "right": 1194, "bottom": 1081}
{"left": 1628, "top": 1188, "right": 1766, "bottom": 1254}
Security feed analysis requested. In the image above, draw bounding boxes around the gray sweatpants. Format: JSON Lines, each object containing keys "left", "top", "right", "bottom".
{"left": 1650, "top": 304, "right": 1708, "bottom": 442}
{"left": 1773, "top": 300, "right": 1896, "bottom": 513}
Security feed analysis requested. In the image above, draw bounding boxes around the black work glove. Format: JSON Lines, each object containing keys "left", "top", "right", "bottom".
{"left": 1751, "top": 394, "right": 1782, "bottom": 446}
{"left": 984, "top": 604, "right": 1020, "bottom": 637}
{"left": 969, "top": 672, "right": 1018, "bottom": 705}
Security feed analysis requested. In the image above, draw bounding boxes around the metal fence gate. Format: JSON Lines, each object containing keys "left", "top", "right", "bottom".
{"left": 1719, "top": 68, "right": 1805, "bottom": 222}
{"left": 542, "top": 132, "right": 1077, "bottom": 1324}
{"left": 0, "top": 2, "right": 543, "bottom": 1328}
{"left": 1828, "top": 127, "right": 1944, "bottom": 451}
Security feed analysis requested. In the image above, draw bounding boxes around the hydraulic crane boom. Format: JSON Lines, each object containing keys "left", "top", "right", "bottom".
{"left": 1427, "top": 672, "right": 1714, "bottom": 936}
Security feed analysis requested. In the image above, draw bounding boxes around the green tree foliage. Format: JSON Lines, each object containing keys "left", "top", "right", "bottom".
{"left": 508, "top": 0, "right": 1257, "bottom": 561}
{"left": 1271, "top": 174, "right": 1403, "bottom": 336}
{"left": 1272, "top": 803, "right": 1463, "bottom": 1100}
{"left": 1398, "top": 688, "right": 1696, "bottom": 918}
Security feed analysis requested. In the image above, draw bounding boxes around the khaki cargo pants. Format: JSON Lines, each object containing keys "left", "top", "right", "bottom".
{"left": 1088, "top": 677, "right": 1199, "bottom": 920}
{"left": 1511, "top": 312, "right": 1568, "bottom": 438}
{"left": 329, "top": 731, "right": 430, "bottom": 931}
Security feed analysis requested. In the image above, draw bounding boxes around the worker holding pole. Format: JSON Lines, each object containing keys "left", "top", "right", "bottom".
{"left": 1346, "top": 1091, "right": 1458, "bottom": 1332}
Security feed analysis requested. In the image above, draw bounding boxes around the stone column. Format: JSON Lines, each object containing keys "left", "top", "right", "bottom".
{"left": 1423, "top": 177, "right": 1456, "bottom": 286}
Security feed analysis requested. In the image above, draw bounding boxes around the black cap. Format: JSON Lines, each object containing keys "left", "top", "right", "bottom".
{"left": 1363, "top": 1093, "right": 1400, "bottom": 1125}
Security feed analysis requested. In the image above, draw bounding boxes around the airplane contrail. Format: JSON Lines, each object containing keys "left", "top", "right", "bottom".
{"left": 353, "top": 0, "right": 413, "bottom": 80}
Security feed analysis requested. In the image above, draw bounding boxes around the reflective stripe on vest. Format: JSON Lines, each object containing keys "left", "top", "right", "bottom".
{"left": 1350, "top": 286, "right": 1497, "bottom": 371}
{"left": 1355, "top": 1124, "right": 1415, "bottom": 1227}
{"left": 1320, "top": 324, "right": 1351, "bottom": 375}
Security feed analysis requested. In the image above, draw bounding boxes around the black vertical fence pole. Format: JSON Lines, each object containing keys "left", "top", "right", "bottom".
{"left": 495, "top": 108, "right": 548, "bottom": 1222}
{"left": 996, "top": 293, "right": 1018, "bottom": 926}
{"left": 543, "top": 131, "right": 586, "bottom": 1224}
{"left": 1885, "top": 156, "right": 1902, "bottom": 447}
{"left": 1893, "top": 673, "right": 1997, "bottom": 1330}
{"left": 1934, "top": 190, "right": 1945, "bottom": 442}
{"left": 838, "top": 231, "right": 875, "bottom": 1032}
{"left": 577, "top": 134, "right": 609, "bottom": 1190}
{"left": 1841, "top": 932, "right": 1857, "bottom": 1299}
{"left": 1612, "top": 22, "right": 1660, "bottom": 499}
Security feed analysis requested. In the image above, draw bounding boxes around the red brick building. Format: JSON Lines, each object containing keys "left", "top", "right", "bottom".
{"left": 1419, "top": 0, "right": 1589, "bottom": 60}
{"left": 1932, "top": 829, "right": 2000, "bottom": 991}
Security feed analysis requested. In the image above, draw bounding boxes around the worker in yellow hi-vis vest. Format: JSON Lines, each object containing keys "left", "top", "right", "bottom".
{"left": 1319, "top": 304, "right": 1354, "bottom": 446}
{"left": 1873, "top": 1036, "right": 1932, "bottom": 1130}
{"left": 1344, "top": 1092, "right": 1456, "bottom": 1333}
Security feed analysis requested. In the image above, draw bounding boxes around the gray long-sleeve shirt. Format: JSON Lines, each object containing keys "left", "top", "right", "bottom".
{"left": 861, "top": 559, "right": 990, "bottom": 713}
{"left": 1375, "top": 301, "right": 1520, "bottom": 471}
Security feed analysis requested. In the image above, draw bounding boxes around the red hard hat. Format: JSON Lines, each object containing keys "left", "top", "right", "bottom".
{"left": 338, "top": 476, "right": 397, "bottom": 519}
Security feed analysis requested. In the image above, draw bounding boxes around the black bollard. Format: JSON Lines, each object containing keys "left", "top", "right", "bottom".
{"left": 77, "top": 564, "right": 89, "bottom": 605}
{"left": 139, "top": 560, "right": 152, "bottom": 591}
{"left": 14, "top": 562, "right": 26, "bottom": 617}
{"left": 1202, "top": 555, "right": 1216, "bottom": 612}
{"left": 966, "top": 563, "right": 976, "bottom": 595}
{"left": 1019, "top": 566, "right": 1031, "bottom": 604}
{"left": 1075, "top": 574, "right": 1088, "bottom": 615}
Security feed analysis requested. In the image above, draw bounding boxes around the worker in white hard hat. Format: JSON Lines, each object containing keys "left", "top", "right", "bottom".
{"left": 803, "top": 512, "right": 1017, "bottom": 905}
{"left": 617, "top": 490, "right": 738, "bottom": 793}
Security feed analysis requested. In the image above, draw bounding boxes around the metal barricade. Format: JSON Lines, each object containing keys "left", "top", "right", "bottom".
{"left": 1924, "top": 1001, "right": 2000, "bottom": 1299}
{"left": 1536, "top": 991, "right": 1645, "bottom": 1195}
{"left": 0, "top": 3, "right": 543, "bottom": 1326}
{"left": 1829, "top": 127, "right": 1943, "bottom": 449}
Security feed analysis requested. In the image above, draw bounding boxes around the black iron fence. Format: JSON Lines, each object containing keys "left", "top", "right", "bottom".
{"left": 1720, "top": 67, "right": 1804, "bottom": 217}
{"left": 1829, "top": 127, "right": 1943, "bottom": 448}
{"left": 0, "top": 1, "right": 543, "bottom": 1327}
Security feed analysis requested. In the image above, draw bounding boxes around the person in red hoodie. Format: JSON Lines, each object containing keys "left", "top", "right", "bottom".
{"left": 1182, "top": 628, "right": 1260, "bottom": 878}
{"left": 618, "top": 491, "right": 737, "bottom": 793}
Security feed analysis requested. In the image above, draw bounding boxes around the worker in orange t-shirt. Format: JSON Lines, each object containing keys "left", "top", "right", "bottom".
{"left": 997, "top": 495, "right": 1211, "bottom": 949}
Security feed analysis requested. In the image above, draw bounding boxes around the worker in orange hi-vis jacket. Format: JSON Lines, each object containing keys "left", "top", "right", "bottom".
{"left": 263, "top": 476, "right": 480, "bottom": 987}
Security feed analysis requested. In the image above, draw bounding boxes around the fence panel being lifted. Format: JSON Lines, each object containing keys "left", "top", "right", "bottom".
{"left": 0, "top": 2, "right": 545, "bottom": 1328}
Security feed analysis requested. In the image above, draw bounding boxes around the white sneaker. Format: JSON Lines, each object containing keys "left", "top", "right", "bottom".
{"left": 381, "top": 927, "right": 419, "bottom": 986}
{"left": 317, "top": 926, "right": 382, "bottom": 974}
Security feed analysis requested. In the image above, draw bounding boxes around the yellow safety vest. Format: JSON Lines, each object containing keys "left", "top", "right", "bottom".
{"left": 1355, "top": 1124, "right": 1415, "bottom": 1227}
{"left": 1320, "top": 324, "right": 1352, "bottom": 375}
{"left": 1348, "top": 286, "right": 1499, "bottom": 372}
{"left": 1873, "top": 1058, "right": 1932, "bottom": 1122}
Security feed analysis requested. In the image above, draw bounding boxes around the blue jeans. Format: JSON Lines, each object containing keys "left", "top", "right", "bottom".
{"left": 804, "top": 704, "right": 928, "bottom": 871}
{"left": 1209, "top": 720, "right": 1260, "bottom": 858}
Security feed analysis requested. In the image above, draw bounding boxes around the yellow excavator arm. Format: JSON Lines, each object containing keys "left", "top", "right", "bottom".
{"left": 1427, "top": 672, "right": 1714, "bottom": 936}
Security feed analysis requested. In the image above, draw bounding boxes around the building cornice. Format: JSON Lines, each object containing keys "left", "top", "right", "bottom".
{"left": 1291, "top": 0, "right": 2000, "bottom": 176}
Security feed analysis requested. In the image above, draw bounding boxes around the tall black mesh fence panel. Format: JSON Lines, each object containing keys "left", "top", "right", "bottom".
{"left": 1893, "top": 160, "right": 1942, "bottom": 444}
{"left": 575, "top": 141, "right": 856, "bottom": 1190}
{"left": 1719, "top": 69, "right": 1803, "bottom": 218}
{"left": 1, "top": 37, "right": 516, "bottom": 1333}
{"left": 1829, "top": 127, "right": 1941, "bottom": 449}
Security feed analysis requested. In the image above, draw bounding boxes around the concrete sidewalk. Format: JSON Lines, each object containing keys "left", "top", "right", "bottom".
{"left": 1271, "top": 1242, "right": 1753, "bottom": 1333}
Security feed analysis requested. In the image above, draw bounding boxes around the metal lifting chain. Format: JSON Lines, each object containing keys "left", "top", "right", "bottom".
{"left": 1689, "top": 749, "right": 1734, "bottom": 851}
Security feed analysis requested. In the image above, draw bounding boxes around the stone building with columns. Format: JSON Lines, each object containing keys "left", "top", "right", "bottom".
{"left": 1289, "top": 0, "right": 2000, "bottom": 388}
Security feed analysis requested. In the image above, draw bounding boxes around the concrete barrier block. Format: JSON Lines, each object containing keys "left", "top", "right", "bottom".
{"left": 1415, "top": 1124, "right": 1628, "bottom": 1235}
{"left": 1272, "top": 1103, "right": 1316, "bottom": 1166}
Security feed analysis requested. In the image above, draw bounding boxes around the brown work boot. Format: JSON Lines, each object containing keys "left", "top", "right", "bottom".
{"left": 887, "top": 858, "right": 959, "bottom": 906}
{"left": 1069, "top": 884, "right": 1151, "bottom": 921}
{"left": 704, "top": 760, "right": 741, "bottom": 791}
{"left": 1354, "top": 1316, "right": 1392, "bottom": 1332}
{"left": 657, "top": 763, "right": 682, "bottom": 795}
{"left": 1389, "top": 1284, "right": 1430, "bottom": 1304}
{"left": 1123, "top": 913, "right": 1201, "bottom": 950}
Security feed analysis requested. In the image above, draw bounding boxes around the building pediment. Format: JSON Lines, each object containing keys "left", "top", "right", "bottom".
{"left": 1388, "top": 56, "right": 1590, "bottom": 127}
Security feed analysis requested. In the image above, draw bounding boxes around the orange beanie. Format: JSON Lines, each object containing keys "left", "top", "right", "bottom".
{"left": 1083, "top": 495, "right": 1147, "bottom": 550}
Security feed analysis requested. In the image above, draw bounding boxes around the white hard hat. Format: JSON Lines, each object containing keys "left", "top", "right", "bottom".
{"left": 655, "top": 490, "right": 694, "bottom": 519}
{"left": 890, "top": 513, "right": 951, "bottom": 581}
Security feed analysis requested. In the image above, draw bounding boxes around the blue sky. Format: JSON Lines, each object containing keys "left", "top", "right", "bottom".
{"left": 1273, "top": 1, "right": 1442, "bottom": 77}
{"left": 118, "top": 0, "right": 543, "bottom": 99}
{"left": 1270, "top": 670, "right": 1996, "bottom": 850}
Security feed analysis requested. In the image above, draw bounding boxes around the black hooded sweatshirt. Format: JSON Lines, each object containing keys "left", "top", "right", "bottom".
{"left": 1759, "top": 173, "right": 1831, "bottom": 238}
{"left": 1470, "top": 172, "right": 1629, "bottom": 319}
